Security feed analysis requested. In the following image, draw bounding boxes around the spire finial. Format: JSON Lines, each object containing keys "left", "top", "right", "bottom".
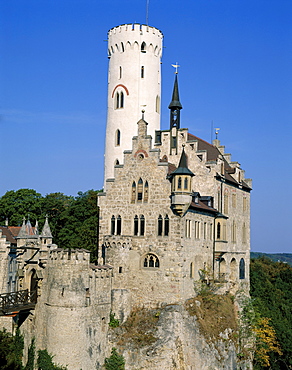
{"left": 142, "top": 110, "right": 145, "bottom": 120}
{"left": 171, "top": 62, "right": 180, "bottom": 74}
{"left": 215, "top": 128, "right": 220, "bottom": 140}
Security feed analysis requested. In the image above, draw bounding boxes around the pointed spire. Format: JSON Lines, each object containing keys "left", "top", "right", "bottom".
{"left": 41, "top": 215, "right": 52, "bottom": 238}
{"left": 35, "top": 220, "right": 39, "bottom": 235}
{"left": 168, "top": 74, "right": 182, "bottom": 110}
{"left": 171, "top": 147, "right": 194, "bottom": 177}
{"left": 17, "top": 217, "right": 27, "bottom": 237}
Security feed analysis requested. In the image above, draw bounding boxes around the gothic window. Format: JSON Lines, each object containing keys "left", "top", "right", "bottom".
{"left": 137, "top": 178, "right": 143, "bottom": 201}
{"left": 120, "top": 91, "right": 124, "bottom": 108}
{"left": 116, "top": 215, "right": 122, "bottom": 235}
{"left": 144, "top": 181, "right": 149, "bottom": 202}
{"left": 217, "top": 222, "right": 221, "bottom": 239}
{"left": 158, "top": 215, "right": 163, "bottom": 236}
{"left": 164, "top": 215, "right": 169, "bottom": 236}
{"left": 178, "top": 177, "right": 182, "bottom": 189}
{"left": 115, "top": 92, "right": 120, "bottom": 109}
{"left": 141, "top": 42, "right": 146, "bottom": 53}
{"left": 111, "top": 216, "right": 115, "bottom": 235}
{"left": 115, "top": 129, "right": 121, "bottom": 146}
{"left": 140, "top": 215, "right": 145, "bottom": 236}
{"left": 230, "top": 258, "right": 237, "bottom": 281}
{"left": 143, "top": 253, "right": 159, "bottom": 268}
{"left": 219, "top": 258, "right": 226, "bottom": 280}
{"left": 131, "top": 181, "right": 136, "bottom": 203}
{"left": 239, "top": 258, "right": 245, "bottom": 279}
{"left": 134, "top": 215, "right": 139, "bottom": 236}
{"left": 141, "top": 66, "right": 144, "bottom": 78}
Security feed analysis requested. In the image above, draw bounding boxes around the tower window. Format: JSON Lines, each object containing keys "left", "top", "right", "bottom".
{"left": 115, "top": 91, "right": 125, "bottom": 109}
{"left": 178, "top": 177, "right": 182, "bottom": 189}
{"left": 115, "top": 129, "right": 121, "bottom": 146}
{"left": 120, "top": 91, "right": 124, "bottom": 108}
{"left": 116, "top": 92, "right": 120, "bottom": 109}
{"left": 141, "top": 42, "right": 146, "bottom": 53}
{"left": 184, "top": 177, "right": 188, "bottom": 190}
{"left": 141, "top": 66, "right": 144, "bottom": 78}
{"left": 119, "top": 66, "right": 122, "bottom": 79}
{"left": 155, "top": 95, "right": 160, "bottom": 114}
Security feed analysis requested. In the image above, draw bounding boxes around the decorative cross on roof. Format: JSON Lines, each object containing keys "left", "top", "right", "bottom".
{"left": 171, "top": 62, "right": 180, "bottom": 74}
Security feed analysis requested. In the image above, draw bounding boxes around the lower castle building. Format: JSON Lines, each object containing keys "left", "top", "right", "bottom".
{"left": 0, "top": 23, "right": 252, "bottom": 369}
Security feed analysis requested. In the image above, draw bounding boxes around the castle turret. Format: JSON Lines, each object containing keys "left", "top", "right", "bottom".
{"left": 168, "top": 73, "right": 182, "bottom": 154}
{"left": 170, "top": 147, "right": 194, "bottom": 216}
{"left": 104, "top": 24, "right": 163, "bottom": 189}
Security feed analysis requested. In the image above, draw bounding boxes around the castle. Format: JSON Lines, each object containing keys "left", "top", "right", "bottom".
{"left": 0, "top": 23, "right": 252, "bottom": 369}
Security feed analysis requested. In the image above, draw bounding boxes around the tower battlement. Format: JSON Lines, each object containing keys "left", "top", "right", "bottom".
{"left": 49, "top": 248, "right": 90, "bottom": 264}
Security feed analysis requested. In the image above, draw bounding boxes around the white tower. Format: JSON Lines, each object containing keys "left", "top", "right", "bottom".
{"left": 104, "top": 24, "right": 163, "bottom": 188}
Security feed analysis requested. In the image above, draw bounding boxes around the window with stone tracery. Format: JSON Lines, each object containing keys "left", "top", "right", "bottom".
{"left": 143, "top": 253, "right": 159, "bottom": 268}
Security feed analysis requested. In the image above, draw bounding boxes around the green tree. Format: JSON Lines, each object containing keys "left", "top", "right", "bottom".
{"left": 37, "top": 349, "right": 67, "bottom": 370}
{"left": 0, "top": 189, "right": 42, "bottom": 226}
{"left": 0, "top": 328, "right": 24, "bottom": 370}
{"left": 104, "top": 348, "right": 125, "bottom": 370}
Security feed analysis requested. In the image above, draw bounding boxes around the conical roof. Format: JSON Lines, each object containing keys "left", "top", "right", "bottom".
{"left": 171, "top": 147, "right": 194, "bottom": 176}
{"left": 41, "top": 215, "right": 52, "bottom": 238}
{"left": 168, "top": 74, "right": 182, "bottom": 110}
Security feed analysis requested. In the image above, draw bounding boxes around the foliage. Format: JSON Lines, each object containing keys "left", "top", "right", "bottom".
{"left": 109, "top": 311, "right": 120, "bottom": 328}
{"left": 250, "top": 252, "right": 292, "bottom": 267}
{"left": 104, "top": 347, "right": 125, "bottom": 370}
{"left": 0, "top": 188, "right": 100, "bottom": 262}
{"left": 24, "top": 338, "right": 35, "bottom": 370}
{"left": 250, "top": 257, "right": 292, "bottom": 369}
{"left": 0, "top": 328, "right": 24, "bottom": 370}
{"left": 37, "top": 349, "right": 67, "bottom": 370}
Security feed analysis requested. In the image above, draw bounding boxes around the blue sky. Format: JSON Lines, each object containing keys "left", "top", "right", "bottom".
{"left": 0, "top": 0, "right": 291, "bottom": 253}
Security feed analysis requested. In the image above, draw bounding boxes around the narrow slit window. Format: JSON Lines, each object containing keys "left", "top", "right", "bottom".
{"left": 131, "top": 181, "right": 136, "bottom": 203}
{"left": 134, "top": 215, "right": 139, "bottom": 236}
{"left": 217, "top": 222, "right": 221, "bottom": 239}
{"left": 158, "top": 215, "right": 163, "bottom": 236}
{"left": 119, "top": 66, "right": 122, "bottom": 79}
{"left": 144, "top": 181, "right": 149, "bottom": 202}
{"left": 164, "top": 215, "right": 169, "bottom": 236}
{"left": 141, "top": 66, "right": 144, "bottom": 78}
{"left": 120, "top": 91, "right": 124, "bottom": 108}
{"left": 111, "top": 216, "right": 115, "bottom": 235}
{"left": 116, "top": 92, "right": 120, "bottom": 109}
{"left": 140, "top": 215, "right": 145, "bottom": 236}
{"left": 115, "top": 129, "right": 121, "bottom": 146}
{"left": 141, "top": 42, "right": 146, "bottom": 52}
{"left": 116, "top": 215, "right": 121, "bottom": 235}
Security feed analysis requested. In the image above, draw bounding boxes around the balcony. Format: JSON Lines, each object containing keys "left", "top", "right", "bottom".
{"left": 0, "top": 289, "right": 36, "bottom": 316}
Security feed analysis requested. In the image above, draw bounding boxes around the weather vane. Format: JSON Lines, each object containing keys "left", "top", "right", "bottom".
{"left": 171, "top": 62, "right": 180, "bottom": 74}
{"left": 215, "top": 128, "right": 220, "bottom": 139}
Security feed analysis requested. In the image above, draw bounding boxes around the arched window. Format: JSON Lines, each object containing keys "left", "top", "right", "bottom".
{"left": 184, "top": 177, "right": 188, "bottom": 190}
{"left": 158, "top": 215, "right": 163, "bottom": 236}
{"left": 140, "top": 215, "right": 145, "bottom": 236}
{"left": 119, "top": 66, "right": 122, "bottom": 79}
{"left": 230, "top": 258, "right": 237, "bottom": 281}
{"left": 144, "top": 181, "right": 149, "bottom": 202}
{"left": 116, "top": 92, "right": 120, "bottom": 109}
{"left": 219, "top": 258, "right": 226, "bottom": 281}
{"left": 111, "top": 216, "right": 115, "bottom": 235}
{"left": 134, "top": 215, "right": 139, "bottom": 236}
{"left": 217, "top": 222, "right": 221, "bottom": 239}
{"left": 131, "top": 181, "right": 136, "bottom": 203}
{"left": 143, "top": 253, "right": 159, "bottom": 268}
{"left": 115, "top": 159, "right": 119, "bottom": 166}
{"left": 120, "top": 91, "right": 124, "bottom": 108}
{"left": 164, "top": 215, "right": 169, "bottom": 236}
{"left": 178, "top": 177, "right": 182, "bottom": 189}
{"left": 239, "top": 258, "right": 245, "bottom": 279}
{"left": 137, "top": 178, "right": 143, "bottom": 201}
{"left": 115, "top": 129, "right": 121, "bottom": 146}
{"left": 116, "top": 215, "right": 121, "bottom": 235}
{"left": 141, "top": 42, "right": 146, "bottom": 52}
{"left": 141, "top": 66, "right": 144, "bottom": 78}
